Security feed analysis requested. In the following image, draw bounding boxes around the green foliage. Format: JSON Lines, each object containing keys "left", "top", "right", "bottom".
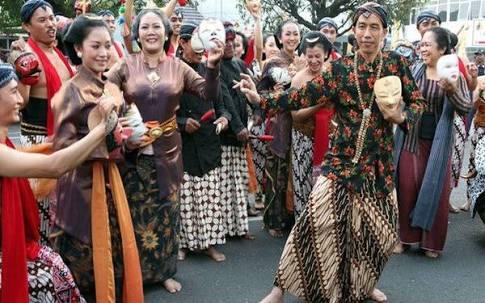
{"left": 0, "top": 0, "right": 202, "bottom": 34}
{"left": 236, "top": 0, "right": 429, "bottom": 34}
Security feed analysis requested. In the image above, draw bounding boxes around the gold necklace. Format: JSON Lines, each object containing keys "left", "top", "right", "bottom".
{"left": 146, "top": 68, "right": 161, "bottom": 85}
{"left": 351, "top": 51, "right": 383, "bottom": 164}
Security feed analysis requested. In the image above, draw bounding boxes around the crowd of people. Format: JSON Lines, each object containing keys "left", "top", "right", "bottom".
{"left": 0, "top": 0, "right": 484, "bottom": 302}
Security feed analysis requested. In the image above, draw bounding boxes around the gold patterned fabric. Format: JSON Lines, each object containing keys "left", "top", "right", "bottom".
{"left": 275, "top": 176, "right": 398, "bottom": 303}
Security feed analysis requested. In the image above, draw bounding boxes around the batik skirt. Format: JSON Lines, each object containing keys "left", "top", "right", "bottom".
{"left": 220, "top": 145, "right": 249, "bottom": 237}
{"left": 451, "top": 114, "right": 467, "bottom": 187}
{"left": 123, "top": 155, "right": 179, "bottom": 284}
{"left": 52, "top": 190, "right": 125, "bottom": 300}
{"left": 0, "top": 246, "right": 85, "bottom": 303}
{"left": 179, "top": 168, "right": 226, "bottom": 250}
{"left": 291, "top": 129, "right": 315, "bottom": 219}
{"left": 263, "top": 149, "right": 291, "bottom": 230}
{"left": 249, "top": 123, "right": 267, "bottom": 188}
{"left": 274, "top": 176, "right": 398, "bottom": 303}
{"left": 467, "top": 126, "right": 485, "bottom": 201}
{"left": 21, "top": 133, "right": 52, "bottom": 245}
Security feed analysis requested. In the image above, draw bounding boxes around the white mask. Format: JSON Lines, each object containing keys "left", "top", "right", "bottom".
{"left": 124, "top": 104, "right": 148, "bottom": 144}
{"left": 270, "top": 67, "right": 291, "bottom": 86}
{"left": 190, "top": 30, "right": 205, "bottom": 54}
{"left": 374, "top": 76, "right": 402, "bottom": 106}
{"left": 437, "top": 54, "right": 459, "bottom": 85}
{"left": 196, "top": 18, "right": 225, "bottom": 50}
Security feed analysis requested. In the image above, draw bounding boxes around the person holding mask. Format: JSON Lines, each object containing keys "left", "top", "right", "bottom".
{"left": 108, "top": 8, "right": 224, "bottom": 293}
{"left": 234, "top": 3, "right": 426, "bottom": 302}
{"left": 176, "top": 22, "right": 231, "bottom": 262}
{"left": 394, "top": 27, "right": 471, "bottom": 258}
{"left": 10, "top": 0, "right": 75, "bottom": 245}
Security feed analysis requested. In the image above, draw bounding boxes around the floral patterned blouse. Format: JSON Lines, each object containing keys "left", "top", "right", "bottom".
{"left": 262, "top": 51, "right": 426, "bottom": 196}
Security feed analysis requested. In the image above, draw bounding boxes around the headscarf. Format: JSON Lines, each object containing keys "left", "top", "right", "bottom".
{"left": 352, "top": 2, "right": 388, "bottom": 29}
{"left": 416, "top": 10, "right": 441, "bottom": 28}
{"left": 0, "top": 63, "right": 18, "bottom": 88}
{"left": 20, "top": 0, "right": 52, "bottom": 23}
{"left": 317, "top": 17, "right": 338, "bottom": 32}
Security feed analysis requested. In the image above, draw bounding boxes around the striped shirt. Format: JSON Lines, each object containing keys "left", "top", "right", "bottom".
{"left": 403, "top": 73, "right": 471, "bottom": 152}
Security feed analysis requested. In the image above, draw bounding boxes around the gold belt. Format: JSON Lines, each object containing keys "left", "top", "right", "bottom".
{"left": 140, "top": 116, "right": 177, "bottom": 147}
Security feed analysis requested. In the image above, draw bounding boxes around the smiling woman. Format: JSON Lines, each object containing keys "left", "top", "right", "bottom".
{"left": 50, "top": 15, "right": 145, "bottom": 303}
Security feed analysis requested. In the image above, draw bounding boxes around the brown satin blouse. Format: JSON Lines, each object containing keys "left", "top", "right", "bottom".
{"left": 52, "top": 66, "right": 124, "bottom": 243}
{"left": 108, "top": 53, "right": 220, "bottom": 199}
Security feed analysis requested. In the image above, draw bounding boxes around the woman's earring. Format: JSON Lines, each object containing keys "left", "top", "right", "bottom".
{"left": 77, "top": 51, "right": 82, "bottom": 58}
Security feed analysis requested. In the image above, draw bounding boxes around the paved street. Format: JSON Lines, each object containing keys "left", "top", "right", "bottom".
{"left": 145, "top": 141, "right": 485, "bottom": 303}
{"left": 9, "top": 124, "right": 485, "bottom": 303}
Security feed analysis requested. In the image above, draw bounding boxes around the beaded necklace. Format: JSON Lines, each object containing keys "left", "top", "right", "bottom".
{"left": 351, "top": 51, "right": 383, "bottom": 164}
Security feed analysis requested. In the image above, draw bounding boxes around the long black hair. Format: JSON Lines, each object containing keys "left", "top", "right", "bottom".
{"left": 132, "top": 9, "right": 172, "bottom": 52}
{"left": 63, "top": 14, "right": 111, "bottom": 65}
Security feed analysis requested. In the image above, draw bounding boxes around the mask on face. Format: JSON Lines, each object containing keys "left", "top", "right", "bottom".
{"left": 270, "top": 67, "right": 291, "bottom": 86}
{"left": 196, "top": 18, "right": 225, "bottom": 51}
{"left": 245, "top": 0, "right": 261, "bottom": 15}
{"left": 374, "top": 75, "right": 401, "bottom": 106}
{"left": 437, "top": 54, "right": 459, "bottom": 85}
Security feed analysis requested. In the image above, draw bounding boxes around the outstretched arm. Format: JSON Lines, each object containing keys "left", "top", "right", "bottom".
{"left": 0, "top": 123, "right": 106, "bottom": 178}
{"left": 161, "top": 0, "right": 178, "bottom": 17}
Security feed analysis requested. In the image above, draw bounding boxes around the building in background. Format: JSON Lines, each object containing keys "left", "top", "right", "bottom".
{"left": 401, "top": 0, "right": 485, "bottom": 58}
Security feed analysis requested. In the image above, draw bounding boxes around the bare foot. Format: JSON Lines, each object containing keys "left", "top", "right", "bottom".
{"left": 163, "top": 278, "right": 182, "bottom": 293}
{"left": 177, "top": 249, "right": 187, "bottom": 261}
{"left": 268, "top": 229, "right": 284, "bottom": 238}
{"left": 449, "top": 204, "right": 460, "bottom": 213}
{"left": 205, "top": 246, "right": 226, "bottom": 262}
{"left": 243, "top": 233, "right": 256, "bottom": 240}
{"left": 459, "top": 201, "right": 470, "bottom": 211}
{"left": 369, "top": 288, "right": 388, "bottom": 302}
{"left": 260, "top": 287, "right": 284, "bottom": 303}
{"left": 393, "top": 243, "right": 409, "bottom": 254}
{"left": 424, "top": 250, "right": 440, "bottom": 259}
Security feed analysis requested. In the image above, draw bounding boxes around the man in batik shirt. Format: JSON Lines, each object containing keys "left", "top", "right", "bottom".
{"left": 238, "top": 3, "right": 425, "bottom": 303}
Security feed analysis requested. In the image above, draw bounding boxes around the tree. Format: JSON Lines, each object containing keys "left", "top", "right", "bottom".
{"left": 236, "top": 0, "right": 429, "bottom": 34}
{"left": 0, "top": 0, "right": 203, "bottom": 33}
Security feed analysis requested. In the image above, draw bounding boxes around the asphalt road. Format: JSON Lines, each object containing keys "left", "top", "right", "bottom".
{"left": 9, "top": 124, "right": 485, "bottom": 303}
